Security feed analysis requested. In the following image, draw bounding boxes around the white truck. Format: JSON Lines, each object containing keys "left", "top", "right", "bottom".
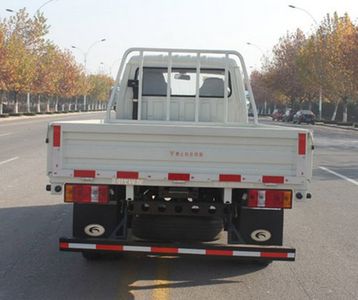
{"left": 47, "top": 48, "right": 313, "bottom": 263}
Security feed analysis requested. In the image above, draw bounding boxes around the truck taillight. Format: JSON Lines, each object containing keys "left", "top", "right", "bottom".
{"left": 65, "top": 184, "right": 109, "bottom": 204}
{"left": 247, "top": 190, "right": 292, "bottom": 209}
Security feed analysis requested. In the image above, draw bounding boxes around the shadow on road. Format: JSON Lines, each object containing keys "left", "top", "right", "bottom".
{"left": 0, "top": 204, "right": 266, "bottom": 300}
{"left": 102, "top": 253, "right": 266, "bottom": 299}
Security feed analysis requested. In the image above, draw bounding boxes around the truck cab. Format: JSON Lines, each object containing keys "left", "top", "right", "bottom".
{"left": 114, "top": 54, "right": 248, "bottom": 123}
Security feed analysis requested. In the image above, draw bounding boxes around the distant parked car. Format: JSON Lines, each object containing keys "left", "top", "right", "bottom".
{"left": 293, "top": 110, "right": 315, "bottom": 125}
{"left": 271, "top": 109, "right": 284, "bottom": 121}
{"left": 282, "top": 109, "right": 296, "bottom": 122}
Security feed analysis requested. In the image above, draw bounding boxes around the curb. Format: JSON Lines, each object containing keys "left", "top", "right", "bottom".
{"left": 258, "top": 117, "right": 358, "bottom": 132}
{"left": 0, "top": 111, "right": 105, "bottom": 122}
{"left": 315, "top": 122, "right": 358, "bottom": 132}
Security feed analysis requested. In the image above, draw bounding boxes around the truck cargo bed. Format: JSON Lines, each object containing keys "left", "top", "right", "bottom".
{"left": 47, "top": 120, "right": 312, "bottom": 191}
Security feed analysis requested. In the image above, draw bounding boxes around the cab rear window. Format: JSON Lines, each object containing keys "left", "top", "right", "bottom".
{"left": 139, "top": 67, "right": 231, "bottom": 98}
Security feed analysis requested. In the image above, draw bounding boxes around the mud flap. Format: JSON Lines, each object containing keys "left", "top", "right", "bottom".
{"left": 73, "top": 203, "right": 121, "bottom": 238}
{"left": 231, "top": 207, "right": 283, "bottom": 246}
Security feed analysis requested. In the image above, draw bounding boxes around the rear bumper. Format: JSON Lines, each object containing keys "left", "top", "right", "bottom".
{"left": 59, "top": 237, "right": 296, "bottom": 261}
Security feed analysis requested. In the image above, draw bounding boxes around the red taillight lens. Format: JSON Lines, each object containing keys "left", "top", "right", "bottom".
{"left": 65, "top": 184, "right": 109, "bottom": 204}
{"left": 247, "top": 190, "right": 292, "bottom": 209}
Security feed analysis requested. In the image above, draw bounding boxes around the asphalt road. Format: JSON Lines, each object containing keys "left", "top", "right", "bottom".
{"left": 0, "top": 115, "right": 357, "bottom": 300}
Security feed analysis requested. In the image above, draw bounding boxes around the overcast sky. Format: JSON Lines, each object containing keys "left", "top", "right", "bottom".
{"left": 2, "top": 0, "right": 358, "bottom": 77}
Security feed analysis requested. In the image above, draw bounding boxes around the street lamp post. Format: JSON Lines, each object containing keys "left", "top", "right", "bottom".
{"left": 99, "top": 62, "right": 106, "bottom": 74}
{"left": 289, "top": 4, "right": 323, "bottom": 120}
{"left": 246, "top": 42, "right": 265, "bottom": 56}
{"left": 288, "top": 5, "right": 318, "bottom": 26}
{"left": 72, "top": 38, "right": 106, "bottom": 111}
{"left": 35, "top": 0, "right": 57, "bottom": 14}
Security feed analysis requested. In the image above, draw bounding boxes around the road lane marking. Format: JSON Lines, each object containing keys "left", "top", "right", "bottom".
{"left": 0, "top": 157, "right": 19, "bottom": 166}
{"left": 319, "top": 166, "right": 358, "bottom": 186}
{"left": 117, "top": 254, "right": 142, "bottom": 300}
{"left": 152, "top": 257, "right": 171, "bottom": 300}
{"left": 0, "top": 133, "right": 12, "bottom": 137}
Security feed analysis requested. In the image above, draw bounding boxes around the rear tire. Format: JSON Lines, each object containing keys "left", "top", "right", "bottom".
{"left": 132, "top": 215, "right": 223, "bottom": 242}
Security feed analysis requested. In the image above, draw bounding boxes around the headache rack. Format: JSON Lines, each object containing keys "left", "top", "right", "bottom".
{"left": 105, "top": 47, "right": 259, "bottom": 124}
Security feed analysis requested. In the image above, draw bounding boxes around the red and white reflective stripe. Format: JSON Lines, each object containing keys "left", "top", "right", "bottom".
{"left": 298, "top": 133, "right": 306, "bottom": 155}
{"left": 74, "top": 170, "right": 96, "bottom": 178}
{"left": 219, "top": 174, "right": 241, "bottom": 182}
{"left": 68, "top": 169, "right": 287, "bottom": 185}
{"left": 261, "top": 251, "right": 295, "bottom": 258}
{"left": 117, "top": 171, "right": 139, "bottom": 179}
{"left": 178, "top": 248, "right": 206, "bottom": 255}
{"left": 233, "top": 250, "right": 260, "bottom": 257}
{"left": 152, "top": 247, "right": 179, "bottom": 254}
{"left": 53, "top": 125, "right": 61, "bottom": 147}
{"left": 96, "top": 244, "right": 123, "bottom": 251}
{"left": 60, "top": 243, "right": 294, "bottom": 259}
{"left": 123, "top": 245, "right": 151, "bottom": 252}
{"left": 63, "top": 243, "right": 96, "bottom": 250}
{"left": 168, "top": 173, "right": 190, "bottom": 181}
{"left": 206, "top": 249, "right": 233, "bottom": 256}
{"left": 262, "top": 176, "right": 285, "bottom": 184}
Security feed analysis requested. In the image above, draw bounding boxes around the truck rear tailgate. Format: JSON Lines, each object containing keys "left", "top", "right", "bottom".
{"left": 47, "top": 120, "right": 313, "bottom": 190}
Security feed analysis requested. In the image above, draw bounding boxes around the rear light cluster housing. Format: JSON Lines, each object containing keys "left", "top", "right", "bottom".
{"left": 65, "top": 184, "right": 109, "bottom": 204}
{"left": 247, "top": 189, "right": 292, "bottom": 209}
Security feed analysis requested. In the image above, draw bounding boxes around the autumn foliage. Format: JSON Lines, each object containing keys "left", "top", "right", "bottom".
{"left": 0, "top": 9, "right": 113, "bottom": 113}
{"left": 251, "top": 12, "right": 358, "bottom": 122}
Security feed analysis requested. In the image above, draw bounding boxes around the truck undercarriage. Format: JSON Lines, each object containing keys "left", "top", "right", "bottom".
{"left": 59, "top": 184, "right": 294, "bottom": 262}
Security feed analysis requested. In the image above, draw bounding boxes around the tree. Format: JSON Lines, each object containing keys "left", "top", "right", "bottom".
{"left": 296, "top": 35, "right": 320, "bottom": 110}
{"left": 55, "top": 50, "right": 84, "bottom": 99}
{"left": 0, "top": 25, "right": 6, "bottom": 114}
{"left": 4, "top": 9, "right": 49, "bottom": 53}
{"left": 256, "top": 12, "right": 358, "bottom": 122}
{"left": 263, "top": 29, "right": 308, "bottom": 109}
{"left": 0, "top": 25, "right": 6, "bottom": 90}
{"left": 250, "top": 70, "right": 277, "bottom": 114}
{"left": 0, "top": 8, "right": 50, "bottom": 112}
{"left": 317, "top": 13, "right": 358, "bottom": 121}
{"left": 0, "top": 8, "right": 104, "bottom": 113}
{"left": 87, "top": 74, "right": 114, "bottom": 103}
{"left": 2, "top": 33, "right": 36, "bottom": 112}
